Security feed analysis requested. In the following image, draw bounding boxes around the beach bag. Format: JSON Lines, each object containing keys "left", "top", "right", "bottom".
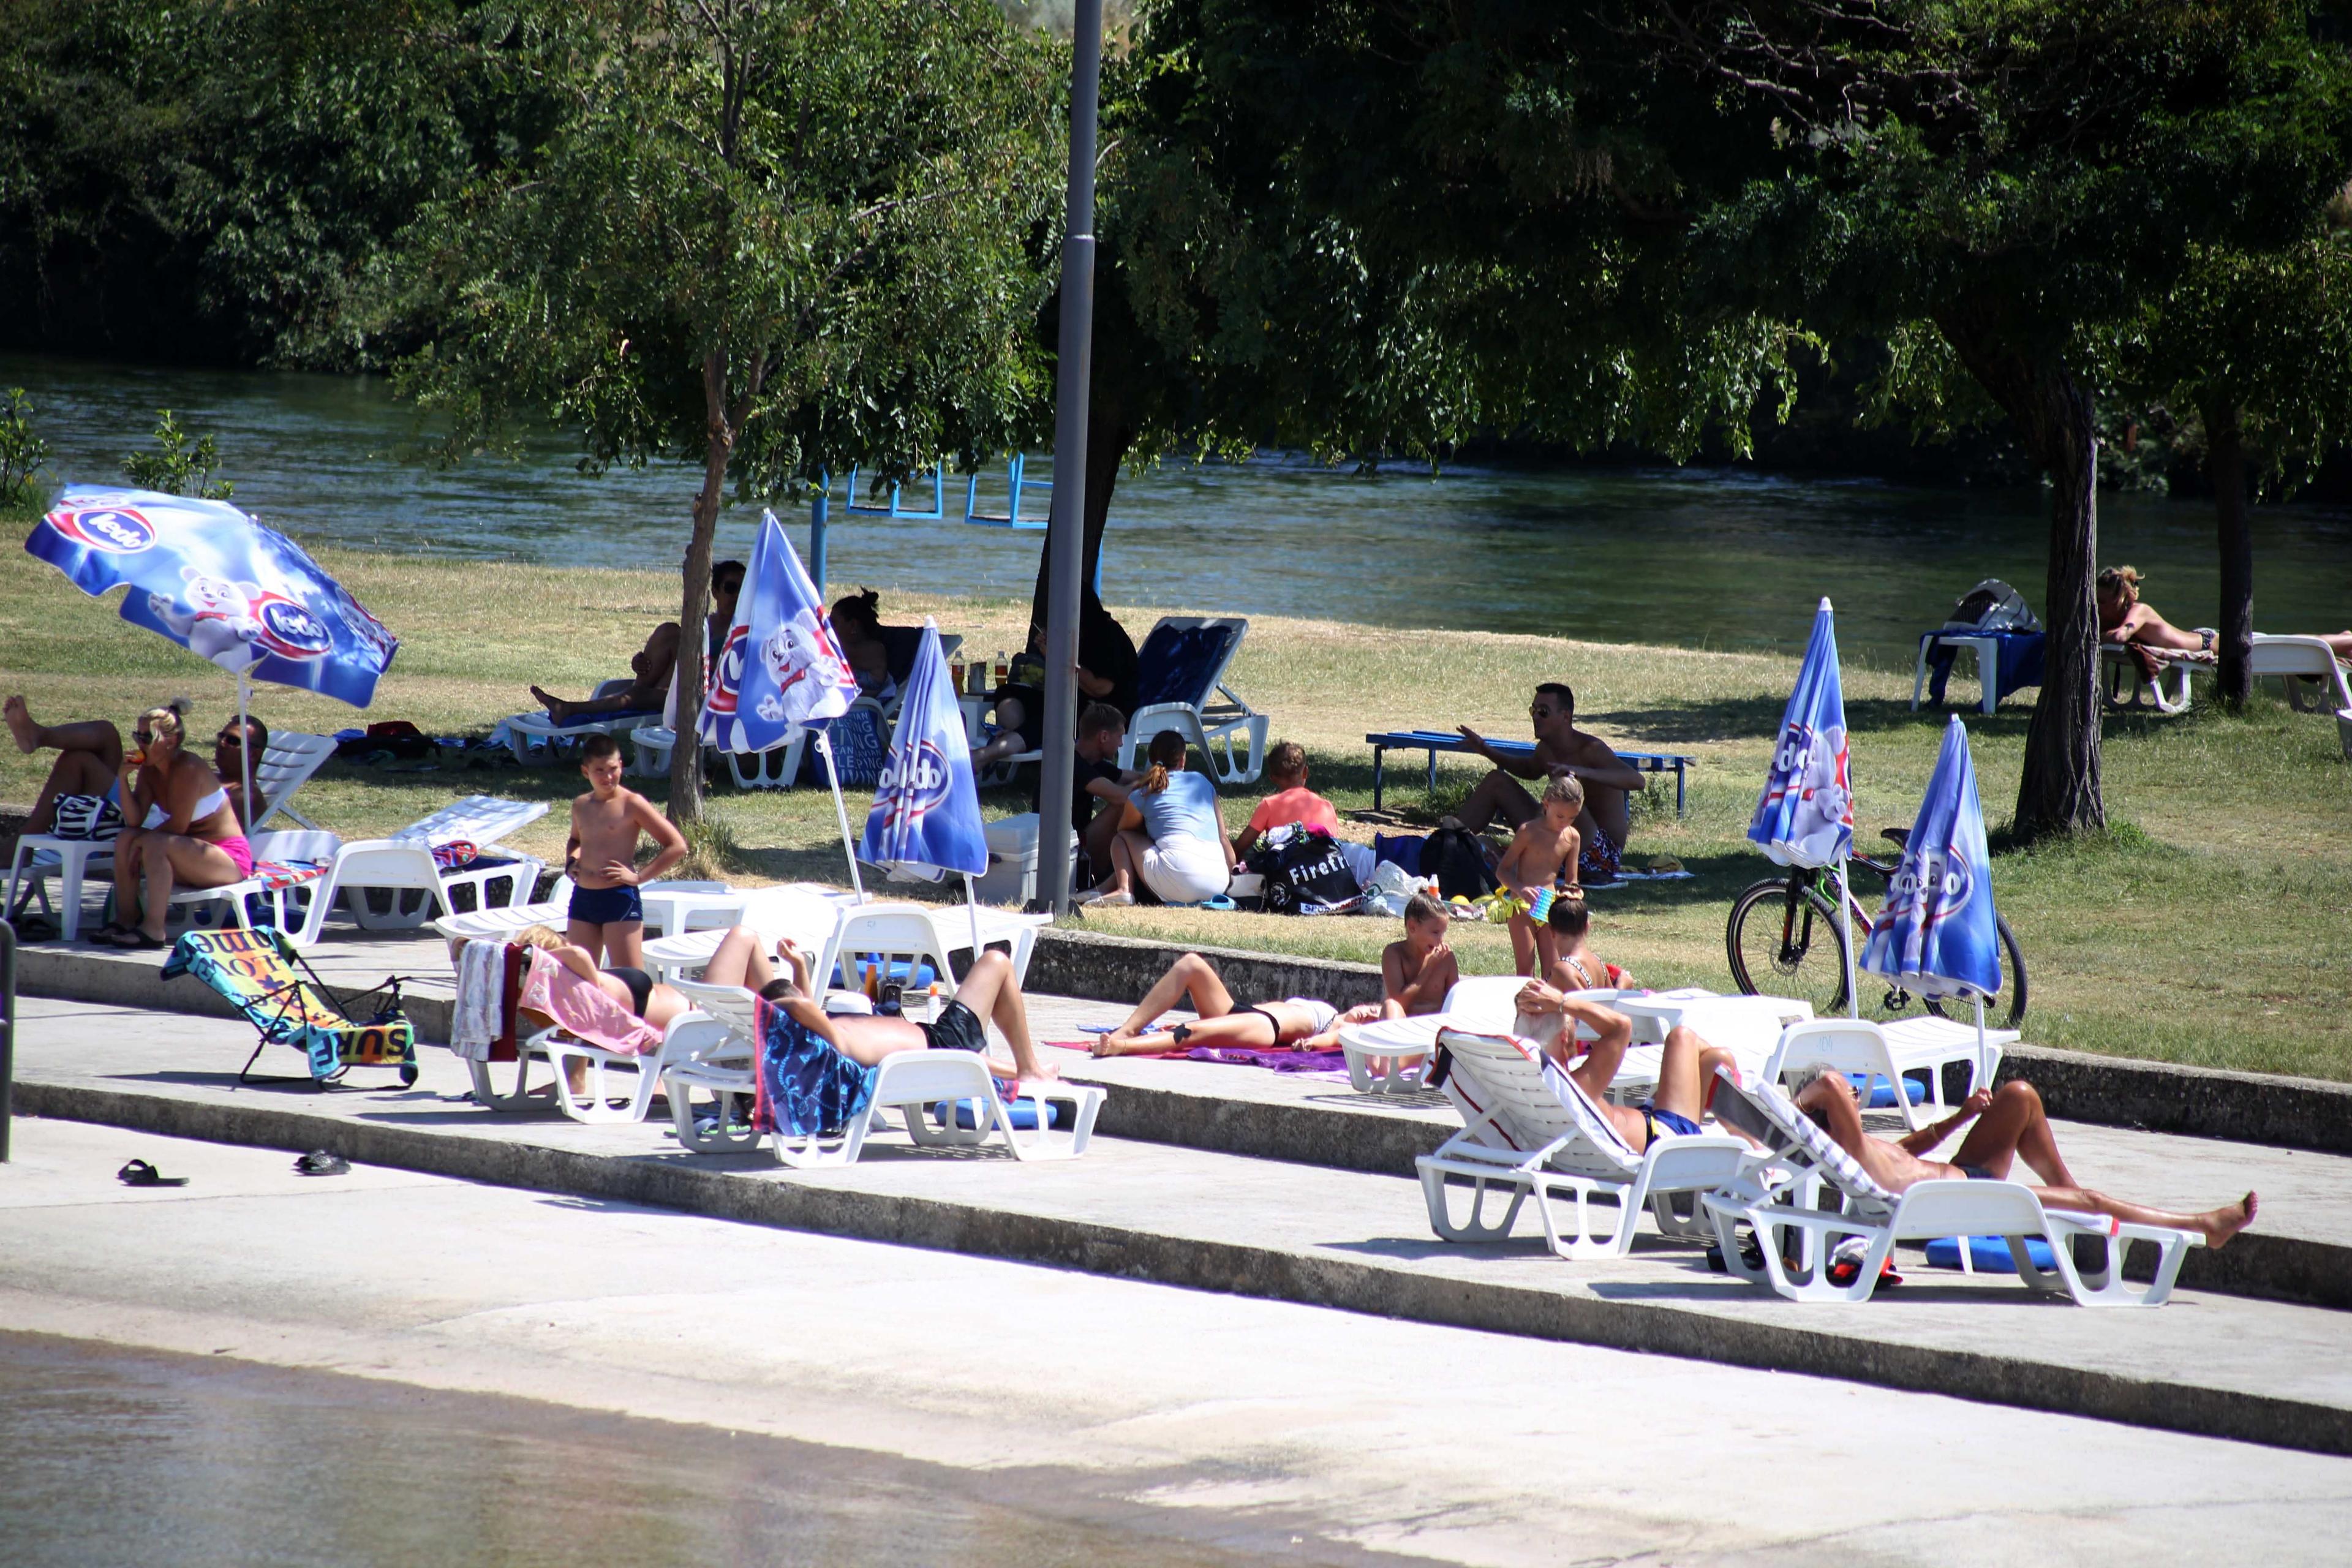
{"left": 1943, "top": 579, "right": 2040, "bottom": 633}
{"left": 50, "top": 792, "right": 123, "bottom": 841}
{"left": 1420, "top": 818, "right": 1497, "bottom": 902}
{"left": 1246, "top": 824, "right": 1363, "bottom": 915}
{"left": 1360, "top": 860, "right": 1437, "bottom": 919}
{"left": 1372, "top": 832, "right": 1425, "bottom": 877}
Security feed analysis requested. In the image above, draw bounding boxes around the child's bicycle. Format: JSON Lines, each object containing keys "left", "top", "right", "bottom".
{"left": 1724, "top": 826, "right": 2028, "bottom": 1029}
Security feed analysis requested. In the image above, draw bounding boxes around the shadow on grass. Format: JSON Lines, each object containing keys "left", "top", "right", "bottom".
{"left": 1591, "top": 695, "right": 2037, "bottom": 747}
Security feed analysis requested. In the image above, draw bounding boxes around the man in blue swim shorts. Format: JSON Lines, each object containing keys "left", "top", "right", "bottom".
{"left": 564, "top": 734, "right": 685, "bottom": 967}
{"left": 1512, "top": 979, "right": 1737, "bottom": 1155}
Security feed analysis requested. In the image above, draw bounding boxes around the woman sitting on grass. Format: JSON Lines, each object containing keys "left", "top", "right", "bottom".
{"left": 1078, "top": 730, "right": 1235, "bottom": 908}
{"left": 1093, "top": 952, "right": 1379, "bottom": 1058}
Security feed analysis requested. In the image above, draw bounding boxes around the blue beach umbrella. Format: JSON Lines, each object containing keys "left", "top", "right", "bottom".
{"left": 1748, "top": 597, "right": 1860, "bottom": 1013}
{"left": 859, "top": 621, "right": 992, "bottom": 952}
{"left": 1862, "top": 714, "right": 2002, "bottom": 1004}
{"left": 699, "top": 508, "right": 865, "bottom": 892}
{"left": 26, "top": 484, "right": 399, "bottom": 807}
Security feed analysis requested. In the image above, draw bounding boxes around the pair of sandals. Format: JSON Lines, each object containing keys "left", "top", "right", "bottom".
{"left": 88, "top": 921, "right": 169, "bottom": 950}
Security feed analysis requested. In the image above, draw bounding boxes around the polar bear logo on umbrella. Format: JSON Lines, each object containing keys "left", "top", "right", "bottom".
{"left": 146, "top": 570, "right": 266, "bottom": 672}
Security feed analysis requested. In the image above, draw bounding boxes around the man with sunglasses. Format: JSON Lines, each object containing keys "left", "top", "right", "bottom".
{"left": 211, "top": 715, "right": 269, "bottom": 827}
{"left": 1452, "top": 682, "right": 1646, "bottom": 884}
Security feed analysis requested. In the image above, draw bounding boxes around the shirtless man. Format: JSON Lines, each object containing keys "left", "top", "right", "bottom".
{"left": 530, "top": 621, "right": 680, "bottom": 725}
{"left": 1381, "top": 892, "right": 1458, "bottom": 1019}
{"left": 563, "top": 733, "right": 687, "bottom": 966}
{"left": 1782, "top": 1068, "right": 2257, "bottom": 1248}
{"left": 1514, "top": 980, "right": 1738, "bottom": 1155}
{"left": 1454, "top": 682, "right": 1645, "bottom": 884}
{"left": 1094, "top": 951, "right": 1380, "bottom": 1057}
{"left": 739, "top": 935, "right": 1059, "bottom": 1082}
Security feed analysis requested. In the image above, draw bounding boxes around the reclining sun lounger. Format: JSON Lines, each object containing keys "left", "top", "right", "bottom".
{"left": 1119, "top": 615, "right": 1270, "bottom": 785}
{"left": 2100, "top": 642, "right": 2212, "bottom": 714}
{"left": 500, "top": 679, "right": 665, "bottom": 764}
{"left": 1415, "top": 1028, "right": 1749, "bottom": 1259}
{"left": 2249, "top": 634, "right": 2352, "bottom": 760}
{"left": 1336, "top": 976, "right": 1633, "bottom": 1095}
{"left": 1702, "top": 1069, "right": 2201, "bottom": 1305}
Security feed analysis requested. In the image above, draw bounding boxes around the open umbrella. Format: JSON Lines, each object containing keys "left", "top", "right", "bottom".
{"left": 698, "top": 508, "right": 865, "bottom": 894}
{"left": 1747, "top": 597, "right": 1859, "bottom": 1014}
{"left": 859, "top": 620, "right": 990, "bottom": 952}
{"left": 26, "top": 484, "right": 399, "bottom": 809}
{"left": 1862, "top": 714, "right": 2003, "bottom": 1061}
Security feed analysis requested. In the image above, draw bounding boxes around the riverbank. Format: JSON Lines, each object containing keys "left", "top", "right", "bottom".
{"left": 2, "top": 543, "right": 2347, "bottom": 1080}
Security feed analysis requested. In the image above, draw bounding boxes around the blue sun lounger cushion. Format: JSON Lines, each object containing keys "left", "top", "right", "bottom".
{"left": 933, "top": 1097, "right": 1063, "bottom": 1131}
{"left": 1924, "top": 1234, "right": 2059, "bottom": 1273}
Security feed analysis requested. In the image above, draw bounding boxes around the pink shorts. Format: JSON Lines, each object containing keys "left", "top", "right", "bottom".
{"left": 213, "top": 834, "right": 255, "bottom": 878}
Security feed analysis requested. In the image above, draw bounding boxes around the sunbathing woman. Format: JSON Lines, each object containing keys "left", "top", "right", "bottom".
{"left": 69, "top": 701, "right": 254, "bottom": 949}
{"left": 1094, "top": 951, "right": 1379, "bottom": 1058}
{"left": 2097, "top": 567, "right": 2214, "bottom": 655}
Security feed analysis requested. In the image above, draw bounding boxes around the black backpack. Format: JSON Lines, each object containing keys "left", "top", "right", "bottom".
{"left": 1419, "top": 817, "right": 1497, "bottom": 902}
{"left": 1246, "top": 824, "right": 1363, "bottom": 915}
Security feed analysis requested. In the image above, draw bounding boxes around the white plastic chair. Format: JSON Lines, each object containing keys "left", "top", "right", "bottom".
{"left": 1416, "top": 1028, "right": 1750, "bottom": 1258}
{"left": 1118, "top": 616, "right": 1271, "bottom": 785}
{"left": 815, "top": 903, "right": 963, "bottom": 1004}
{"left": 542, "top": 1010, "right": 733, "bottom": 1126}
{"left": 165, "top": 829, "right": 345, "bottom": 936}
{"left": 1761, "top": 1017, "right": 2003, "bottom": 1133}
{"left": 2248, "top": 633, "right": 2352, "bottom": 718}
{"left": 1703, "top": 1072, "right": 2201, "bottom": 1306}
{"left": 1336, "top": 976, "right": 1605, "bottom": 1095}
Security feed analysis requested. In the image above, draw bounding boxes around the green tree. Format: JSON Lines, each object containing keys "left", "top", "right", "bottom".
{"left": 0, "top": 388, "right": 50, "bottom": 513}
{"left": 121, "top": 409, "right": 234, "bottom": 499}
{"left": 1653, "top": 0, "right": 2352, "bottom": 837}
{"left": 393, "top": 0, "right": 1065, "bottom": 820}
{"left": 2120, "top": 229, "right": 2352, "bottom": 703}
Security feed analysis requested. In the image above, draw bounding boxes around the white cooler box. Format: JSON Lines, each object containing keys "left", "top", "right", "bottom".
{"left": 974, "top": 815, "right": 1040, "bottom": 907}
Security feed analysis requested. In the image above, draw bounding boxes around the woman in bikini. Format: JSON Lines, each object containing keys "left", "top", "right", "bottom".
{"left": 1093, "top": 951, "right": 1379, "bottom": 1058}
{"left": 508, "top": 924, "right": 1058, "bottom": 1084}
{"left": 83, "top": 701, "right": 255, "bottom": 948}
{"left": 2097, "top": 566, "right": 2215, "bottom": 655}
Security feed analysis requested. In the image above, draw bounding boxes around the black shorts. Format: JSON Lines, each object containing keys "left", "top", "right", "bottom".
{"left": 921, "top": 999, "right": 986, "bottom": 1054}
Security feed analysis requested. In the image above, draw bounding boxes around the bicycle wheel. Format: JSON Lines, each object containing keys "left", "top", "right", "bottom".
{"left": 1923, "top": 914, "right": 2029, "bottom": 1031}
{"left": 1727, "top": 875, "right": 1851, "bottom": 1017}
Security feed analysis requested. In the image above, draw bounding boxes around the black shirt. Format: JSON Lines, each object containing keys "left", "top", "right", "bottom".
{"left": 1080, "top": 608, "right": 1140, "bottom": 719}
{"left": 1038, "top": 752, "right": 1126, "bottom": 834}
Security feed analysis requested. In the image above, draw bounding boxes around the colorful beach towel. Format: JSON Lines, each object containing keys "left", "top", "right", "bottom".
{"left": 750, "top": 997, "right": 876, "bottom": 1137}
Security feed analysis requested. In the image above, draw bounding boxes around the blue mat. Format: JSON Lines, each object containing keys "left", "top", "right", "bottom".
{"left": 1923, "top": 1234, "right": 2058, "bottom": 1273}
{"left": 932, "top": 1097, "right": 1063, "bottom": 1131}
{"left": 1850, "top": 1072, "right": 1928, "bottom": 1108}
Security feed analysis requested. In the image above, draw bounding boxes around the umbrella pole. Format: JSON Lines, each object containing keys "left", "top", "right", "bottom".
{"left": 1974, "top": 990, "right": 1989, "bottom": 1096}
{"left": 1836, "top": 855, "right": 1860, "bottom": 1019}
{"left": 816, "top": 728, "right": 864, "bottom": 900}
{"left": 237, "top": 672, "right": 254, "bottom": 829}
{"left": 965, "top": 872, "right": 984, "bottom": 971}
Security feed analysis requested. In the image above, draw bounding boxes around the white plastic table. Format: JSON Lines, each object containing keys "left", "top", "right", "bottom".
{"left": 635, "top": 882, "right": 755, "bottom": 940}
{"left": 1910, "top": 633, "right": 2003, "bottom": 715}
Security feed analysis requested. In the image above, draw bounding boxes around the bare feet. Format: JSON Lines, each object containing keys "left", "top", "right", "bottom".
{"left": 529, "top": 686, "right": 575, "bottom": 723}
{"left": 4, "top": 695, "right": 38, "bottom": 754}
{"left": 2204, "top": 1191, "right": 2258, "bottom": 1249}
{"left": 1091, "top": 1030, "right": 1169, "bottom": 1058}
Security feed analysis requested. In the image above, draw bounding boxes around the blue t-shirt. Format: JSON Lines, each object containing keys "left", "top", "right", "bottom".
{"left": 1133, "top": 771, "right": 1222, "bottom": 847}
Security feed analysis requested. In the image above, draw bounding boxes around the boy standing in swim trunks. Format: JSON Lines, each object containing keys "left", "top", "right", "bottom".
{"left": 1494, "top": 774, "right": 1583, "bottom": 976}
{"left": 564, "top": 734, "right": 687, "bottom": 967}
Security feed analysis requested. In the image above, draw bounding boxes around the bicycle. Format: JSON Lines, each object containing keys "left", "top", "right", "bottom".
{"left": 1725, "top": 826, "right": 2028, "bottom": 1029}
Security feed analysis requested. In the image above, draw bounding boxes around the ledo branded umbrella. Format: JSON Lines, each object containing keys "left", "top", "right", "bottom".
{"left": 1747, "top": 597, "right": 1859, "bottom": 1013}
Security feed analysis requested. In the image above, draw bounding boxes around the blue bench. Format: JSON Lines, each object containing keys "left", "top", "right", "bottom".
{"left": 1363, "top": 730, "right": 1695, "bottom": 816}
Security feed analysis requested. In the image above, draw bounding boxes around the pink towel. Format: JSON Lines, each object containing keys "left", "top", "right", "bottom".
{"left": 518, "top": 948, "right": 663, "bottom": 1057}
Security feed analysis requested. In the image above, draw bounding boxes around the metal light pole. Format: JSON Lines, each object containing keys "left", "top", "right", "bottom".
{"left": 1036, "top": 0, "right": 1104, "bottom": 918}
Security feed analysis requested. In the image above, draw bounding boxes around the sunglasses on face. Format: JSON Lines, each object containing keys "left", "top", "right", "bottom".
{"left": 132, "top": 730, "right": 154, "bottom": 745}
{"left": 216, "top": 734, "right": 244, "bottom": 749}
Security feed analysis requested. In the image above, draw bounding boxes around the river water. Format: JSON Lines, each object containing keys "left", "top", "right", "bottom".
{"left": 9, "top": 353, "right": 2351, "bottom": 668}
{"left": 0, "top": 1333, "right": 1380, "bottom": 1568}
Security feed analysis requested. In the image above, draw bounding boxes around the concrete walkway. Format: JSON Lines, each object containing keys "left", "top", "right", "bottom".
{"left": 10, "top": 995, "right": 2348, "bottom": 1457}
{"left": 8, "top": 1115, "right": 2351, "bottom": 1567}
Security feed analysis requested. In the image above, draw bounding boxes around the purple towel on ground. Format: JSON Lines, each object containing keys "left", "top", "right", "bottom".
{"left": 1184, "top": 1046, "right": 1349, "bottom": 1074}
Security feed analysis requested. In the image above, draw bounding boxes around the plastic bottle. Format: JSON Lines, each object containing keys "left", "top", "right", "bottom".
{"left": 993, "top": 649, "right": 1009, "bottom": 687}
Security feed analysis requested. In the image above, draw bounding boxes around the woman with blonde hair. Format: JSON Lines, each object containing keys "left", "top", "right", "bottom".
{"left": 1077, "top": 729, "right": 1235, "bottom": 908}
{"left": 2096, "top": 566, "right": 2215, "bottom": 655}
{"left": 96, "top": 699, "right": 254, "bottom": 948}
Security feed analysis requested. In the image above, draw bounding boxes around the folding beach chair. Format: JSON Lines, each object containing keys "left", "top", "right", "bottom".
{"left": 162, "top": 925, "right": 418, "bottom": 1088}
{"left": 1118, "top": 616, "right": 1271, "bottom": 784}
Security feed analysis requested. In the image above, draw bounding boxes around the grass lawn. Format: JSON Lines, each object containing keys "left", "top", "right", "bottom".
{"left": 3, "top": 537, "right": 2348, "bottom": 1082}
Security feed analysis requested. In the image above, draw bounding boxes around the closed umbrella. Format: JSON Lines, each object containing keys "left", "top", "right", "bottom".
{"left": 859, "top": 620, "right": 990, "bottom": 954}
{"left": 1862, "top": 714, "right": 2003, "bottom": 1069}
{"left": 1747, "top": 597, "right": 1858, "bottom": 1014}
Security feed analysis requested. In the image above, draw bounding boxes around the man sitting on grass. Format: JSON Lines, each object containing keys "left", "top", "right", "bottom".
{"left": 1232, "top": 739, "right": 1340, "bottom": 859}
{"left": 1766, "top": 1068, "right": 2258, "bottom": 1248}
{"left": 1453, "top": 681, "right": 1646, "bottom": 884}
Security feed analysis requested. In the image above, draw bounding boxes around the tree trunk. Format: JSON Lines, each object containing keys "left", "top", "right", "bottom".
{"left": 2205, "top": 399, "right": 2253, "bottom": 706}
{"left": 1030, "top": 377, "right": 1134, "bottom": 630}
{"left": 669, "top": 352, "right": 733, "bottom": 826}
{"left": 1936, "top": 302, "right": 2104, "bottom": 839}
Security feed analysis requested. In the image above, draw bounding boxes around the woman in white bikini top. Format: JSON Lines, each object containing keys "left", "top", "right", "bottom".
{"left": 100, "top": 702, "right": 257, "bottom": 949}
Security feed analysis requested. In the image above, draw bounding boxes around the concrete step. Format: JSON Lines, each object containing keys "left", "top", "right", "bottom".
{"left": 10, "top": 995, "right": 2350, "bottom": 1459}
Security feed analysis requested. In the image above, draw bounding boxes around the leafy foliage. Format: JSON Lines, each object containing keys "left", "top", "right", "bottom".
{"left": 121, "top": 409, "right": 234, "bottom": 499}
{"left": 0, "top": 388, "right": 51, "bottom": 512}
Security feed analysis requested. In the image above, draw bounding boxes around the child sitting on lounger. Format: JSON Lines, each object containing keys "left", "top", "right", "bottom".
{"left": 1777, "top": 1066, "right": 2256, "bottom": 1248}
{"left": 1381, "top": 891, "right": 1458, "bottom": 1019}
{"left": 564, "top": 734, "right": 686, "bottom": 967}
{"left": 1544, "top": 892, "right": 1630, "bottom": 994}
{"left": 1094, "top": 951, "right": 1379, "bottom": 1057}
{"left": 1232, "top": 740, "right": 1340, "bottom": 859}
{"left": 1495, "top": 774, "right": 1583, "bottom": 976}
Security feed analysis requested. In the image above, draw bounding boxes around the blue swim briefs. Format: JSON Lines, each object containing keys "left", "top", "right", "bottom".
{"left": 568, "top": 881, "right": 643, "bottom": 927}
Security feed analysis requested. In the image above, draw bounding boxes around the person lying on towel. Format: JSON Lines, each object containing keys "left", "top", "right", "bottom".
{"left": 1763, "top": 1066, "right": 2257, "bottom": 1249}
{"left": 1512, "top": 981, "right": 1732, "bottom": 1155}
{"left": 1093, "top": 951, "right": 1379, "bottom": 1058}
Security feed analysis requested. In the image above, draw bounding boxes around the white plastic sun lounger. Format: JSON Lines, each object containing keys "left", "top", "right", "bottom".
{"left": 1337, "top": 976, "right": 1628, "bottom": 1095}
{"left": 1760, "top": 1016, "right": 2008, "bottom": 1133}
{"left": 1702, "top": 1070, "right": 2201, "bottom": 1305}
{"left": 1118, "top": 616, "right": 1271, "bottom": 785}
{"left": 502, "top": 678, "right": 666, "bottom": 764}
{"left": 1415, "top": 1028, "right": 1749, "bottom": 1259}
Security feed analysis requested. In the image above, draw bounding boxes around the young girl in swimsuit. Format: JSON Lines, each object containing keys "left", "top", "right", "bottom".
{"left": 1093, "top": 951, "right": 1379, "bottom": 1057}
{"left": 1543, "top": 892, "right": 1632, "bottom": 995}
